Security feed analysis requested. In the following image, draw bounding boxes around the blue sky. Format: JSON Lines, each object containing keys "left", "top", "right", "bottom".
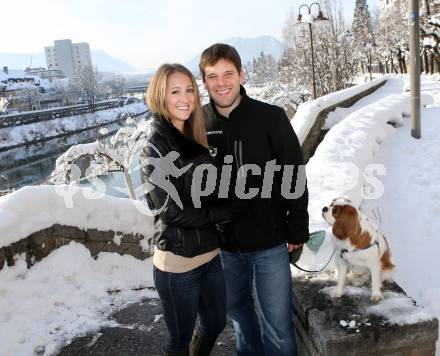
{"left": 3, "top": 0, "right": 381, "bottom": 72}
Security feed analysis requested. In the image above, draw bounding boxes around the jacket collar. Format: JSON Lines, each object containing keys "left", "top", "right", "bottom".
{"left": 209, "top": 85, "right": 249, "bottom": 119}
{"left": 150, "top": 115, "right": 207, "bottom": 158}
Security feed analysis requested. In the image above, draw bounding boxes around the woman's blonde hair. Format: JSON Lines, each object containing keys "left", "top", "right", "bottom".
{"left": 146, "top": 63, "right": 208, "bottom": 147}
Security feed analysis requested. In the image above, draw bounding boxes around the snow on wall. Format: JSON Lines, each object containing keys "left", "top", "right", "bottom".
{"left": 0, "top": 185, "right": 154, "bottom": 248}
{"left": 292, "top": 78, "right": 387, "bottom": 145}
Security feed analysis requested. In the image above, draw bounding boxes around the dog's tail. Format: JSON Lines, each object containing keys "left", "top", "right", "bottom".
{"left": 380, "top": 235, "right": 395, "bottom": 283}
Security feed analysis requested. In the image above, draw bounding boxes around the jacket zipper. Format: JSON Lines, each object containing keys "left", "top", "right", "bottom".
{"left": 239, "top": 140, "right": 244, "bottom": 176}
{"left": 196, "top": 228, "right": 201, "bottom": 245}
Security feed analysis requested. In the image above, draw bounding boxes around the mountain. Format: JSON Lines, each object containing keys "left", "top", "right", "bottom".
{"left": 0, "top": 50, "right": 138, "bottom": 73}
{"left": 184, "top": 35, "right": 285, "bottom": 75}
{"left": 90, "top": 50, "right": 138, "bottom": 73}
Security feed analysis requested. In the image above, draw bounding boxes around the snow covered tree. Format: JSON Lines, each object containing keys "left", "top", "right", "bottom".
{"left": 50, "top": 118, "right": 151, "bottom": 200}
{"left": 420, "top": 0, "right": 440, "bottom": 73}
{"left": 352, "top": 0, "right": 376, "bottom": 78}
{"left": 375, "top": 0, "right": 408, "bottom": 74}
{"left": 20, "top": 86, "right": 41, "bottom": 111}
{"left": 0, "top": 97, "right": 8, "bottom": 115}
{"left": 248, "top": 52, "right": 278, "bottom": 85}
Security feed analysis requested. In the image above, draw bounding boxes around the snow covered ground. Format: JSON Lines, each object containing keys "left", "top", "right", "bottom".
{"left": 0, "top": 75, "right": 439, "bottom": 355}
{"left": 0, "top": 243, "right": 157, "bottom": 356}
{"left": 296, "top": 75, "right": 440, "bottom": 353}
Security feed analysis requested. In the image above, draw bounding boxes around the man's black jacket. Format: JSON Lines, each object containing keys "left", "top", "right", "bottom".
{"left": 203, "top": 86, "right": 309, "bottom": 252}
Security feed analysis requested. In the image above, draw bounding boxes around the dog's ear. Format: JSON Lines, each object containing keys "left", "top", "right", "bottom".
{"left": 332, "top": 219, "right": 346, "bottom": 240}
{"left": 332, "top": 205, "right": 359, "bottom": 240}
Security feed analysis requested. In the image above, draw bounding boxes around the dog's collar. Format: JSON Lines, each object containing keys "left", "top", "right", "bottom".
{"left": 340, "top": 240, "right": 379, "bottom": 259}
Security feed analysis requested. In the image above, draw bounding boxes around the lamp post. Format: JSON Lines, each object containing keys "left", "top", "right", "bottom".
{"left": 408, "top": 0, "right": 421, "bottom": 139}
{"left": 296, "top": 2, "right": 328, "bottom": 99}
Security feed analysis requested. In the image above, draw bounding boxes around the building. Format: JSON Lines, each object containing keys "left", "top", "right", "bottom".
{"left": 25, "top": 67, "right": 65, "bottom": 82}
{"left": 0, "top": 67, "right": 73, "bottom": 112}
{"left": 44, "top": 39, "right": 93, "bottom": 79}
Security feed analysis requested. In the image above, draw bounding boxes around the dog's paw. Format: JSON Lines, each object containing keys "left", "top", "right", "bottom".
{"left": 329, "top": 287, "right": 343, "bottom": 298}
{"left": 370, "top": 293, "right": 384, "bottom": 302}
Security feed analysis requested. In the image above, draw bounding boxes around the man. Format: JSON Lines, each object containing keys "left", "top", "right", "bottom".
{"left": 199, "top": 43, "right": 309, "bottom": 356}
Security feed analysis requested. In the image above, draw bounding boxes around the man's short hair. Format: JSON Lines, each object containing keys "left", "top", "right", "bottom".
{"left": 199, "top": 43, "right": 242, "bottom": 80}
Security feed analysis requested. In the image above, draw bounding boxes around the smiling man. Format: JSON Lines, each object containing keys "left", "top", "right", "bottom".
{"left": 199, "top": 43, "right": 309, "bottom": 356}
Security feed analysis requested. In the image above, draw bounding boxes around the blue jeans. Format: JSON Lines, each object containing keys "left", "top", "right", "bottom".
{"left": 153, "top": 254, "right": 227, "bottom": 353}
{"left": 221, "top": 244, "right": 297, "bottom": 356}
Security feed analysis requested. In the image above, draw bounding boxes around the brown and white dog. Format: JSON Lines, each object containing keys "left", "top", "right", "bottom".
{"left": 322, "top": 197, "right": 394, "bottom": 302}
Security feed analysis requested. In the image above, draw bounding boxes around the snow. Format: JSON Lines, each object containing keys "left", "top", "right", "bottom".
{"left": 294, "top": 75, "right": 440, "bottom": 352}
{"left": 0, "top": 185, "right": 154, "bottom": 248}
{"left": 0, "top": 242, "right": 157, "bottom": 356}
{"left": 292, "top": 77, "right": 387, "bottom": 145}
{"left": 1, "top": 75, "right": 440, "bottom": 354}
{"left": 0, "top": 69, "right": 56, "bottom": 92}
{"left": 0, "top": 102, "right": 147, "bottom": 150}
{"left": 367, "top": 292, "right": 432, "bottom": 325}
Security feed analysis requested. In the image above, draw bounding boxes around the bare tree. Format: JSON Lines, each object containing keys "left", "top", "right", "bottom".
{"left": 75, "top": 65, "right": 100, "bottom": 112}
{"left": 105, "top": 75, "right": 127, "bottom": 98}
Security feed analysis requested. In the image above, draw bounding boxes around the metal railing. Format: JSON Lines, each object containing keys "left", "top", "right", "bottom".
{"left": 0, "top": 100, "right": 121, "bottom": 129}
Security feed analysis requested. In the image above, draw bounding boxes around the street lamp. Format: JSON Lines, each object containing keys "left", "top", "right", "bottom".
{"left": 296, "top": 2, "right": 328, "bottom": 99}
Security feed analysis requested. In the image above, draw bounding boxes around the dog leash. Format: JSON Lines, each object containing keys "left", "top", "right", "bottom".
{"left": 291, "top": 249, "right": 336, "bottom": 274}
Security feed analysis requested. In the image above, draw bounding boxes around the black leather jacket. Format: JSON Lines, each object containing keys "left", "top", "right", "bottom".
{"left": 140, "top": 116, "right": 231, "bottom": 258}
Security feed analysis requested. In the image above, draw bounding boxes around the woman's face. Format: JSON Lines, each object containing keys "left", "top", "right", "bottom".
{"left": 165, "top": 72, "right": 195, "bottom": 130}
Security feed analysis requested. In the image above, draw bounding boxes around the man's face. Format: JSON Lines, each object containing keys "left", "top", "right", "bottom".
{"left": 203, "top": 58, "right": 243, "bottom": 110}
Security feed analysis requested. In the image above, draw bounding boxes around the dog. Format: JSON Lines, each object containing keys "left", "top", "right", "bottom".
{"left": 322, "top": 197, "right": 394, "bottom": 302}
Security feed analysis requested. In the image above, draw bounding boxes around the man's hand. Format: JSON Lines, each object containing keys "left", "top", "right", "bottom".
{"left": 288, "top": 243, "right": 304, "bottom": 252}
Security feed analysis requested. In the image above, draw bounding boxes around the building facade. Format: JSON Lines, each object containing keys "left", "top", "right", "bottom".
{"left": 44, "top": 39, "right": 93, "bottom": 79}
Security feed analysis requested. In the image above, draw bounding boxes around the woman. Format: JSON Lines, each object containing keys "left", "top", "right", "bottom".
{"left": 140, "top": 63, "right": 230, "bottom": 356}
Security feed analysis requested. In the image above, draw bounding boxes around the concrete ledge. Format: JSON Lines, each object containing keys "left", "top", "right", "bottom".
{"left": 293, "top": 276, "right": 439, "bottom": 356}
{"left": 301, "top": 80, "right": 387, "bottom": 162}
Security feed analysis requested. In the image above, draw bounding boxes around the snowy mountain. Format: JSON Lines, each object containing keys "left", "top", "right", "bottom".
{"left": 90, "top": 50, "right": 138, "bottom": 73}
{"left": 184, "top": 35, "right": 285, "bottom": 75}
{"left": 0, "top": 51, "right": 138, "bottom": 73}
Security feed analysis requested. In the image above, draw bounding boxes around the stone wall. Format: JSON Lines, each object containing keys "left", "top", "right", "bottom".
{"left": 293, "top": 276, "right": 439, "bottom": 356}
{"left": 301, "top": 80, "right": 387, "bottom": 162}
{"left": 0, "top": 224, "right": 154, "bottom": 271}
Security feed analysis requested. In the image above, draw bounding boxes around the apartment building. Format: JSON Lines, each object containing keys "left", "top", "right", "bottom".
{"left": 44, "top": 39, "right": 93, "bottom": 79}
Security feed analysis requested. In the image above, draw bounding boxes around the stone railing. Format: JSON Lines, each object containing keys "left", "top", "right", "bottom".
{"left": 300, "top": 80, "right": 386, "bottom": 162}
{"left": 0, "top": 224, "right": 154, "bottom": 271}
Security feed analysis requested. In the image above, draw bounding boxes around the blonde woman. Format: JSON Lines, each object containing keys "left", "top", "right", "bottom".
{"left": 140, "top": 64, "right": 231, "bottom": 356}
